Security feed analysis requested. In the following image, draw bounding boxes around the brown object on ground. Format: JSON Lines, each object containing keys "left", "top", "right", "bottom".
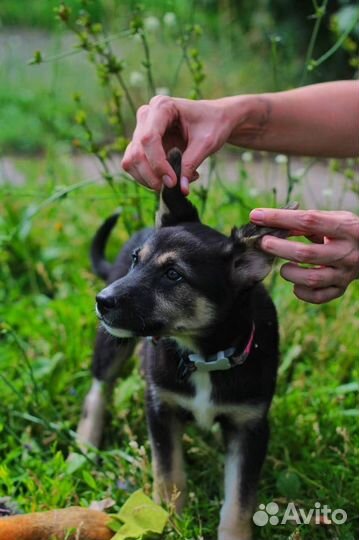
{"left": 0, "top": 506, "right": 114, "bottom": 540}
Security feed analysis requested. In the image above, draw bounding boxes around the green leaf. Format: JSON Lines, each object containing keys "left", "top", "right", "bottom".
{"left": 28, "top": 50, "right": 43, "bottom": 65}
{"left": 333, "top": 382, "right": 359, "bottom": 395}
{"left": 108, "top": 518, "right": 124, "bottom": 532}
{"left": 66, "top": 453, "right": 87, "bottom": 475}
{"left": 278, "top": 345, "right": 302, "bottom": 376}
{"left": 276, "top": 471, "right": 301, "bottom": 499}
{"left": 114, "top": 372, "right": 142, "bottom": 409}
{"left": 108, "top": 490, "right": 169, "bottom": 540}
{"left": 341, "top": 409, "right": 359, "bottom": 417}
{"left": 82, "top": 470, "right": 97, "bottom": 490}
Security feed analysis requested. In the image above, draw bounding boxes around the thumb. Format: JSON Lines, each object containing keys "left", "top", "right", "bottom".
{"left": 181, "top": 144, "right": 207, "bottom": 182}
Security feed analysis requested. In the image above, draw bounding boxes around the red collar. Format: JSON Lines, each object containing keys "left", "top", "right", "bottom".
{"left": 176, "top": 323, "right": 256, "bottom": 381}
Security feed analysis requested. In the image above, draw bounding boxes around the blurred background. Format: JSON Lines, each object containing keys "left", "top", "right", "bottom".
{"left": 0, "top": 2, "right": 358, "bottom": 539}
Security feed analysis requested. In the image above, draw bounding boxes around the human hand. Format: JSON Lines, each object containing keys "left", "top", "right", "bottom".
{"left": 122, "top": 96, "right": 235, "bottom": 194}
{"left": 249, "top": 208, "right": 359, "bottom": 304}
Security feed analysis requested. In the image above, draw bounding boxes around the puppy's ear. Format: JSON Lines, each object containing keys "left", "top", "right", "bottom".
{"left": 230, "top": 202, "right": 299, "bottom": 285}
{"left": 156, "top": 148, "right": 200, "bottom": 227}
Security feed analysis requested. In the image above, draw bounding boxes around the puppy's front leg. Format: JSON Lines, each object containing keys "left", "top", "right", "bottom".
{"left": 147, "top": 391, "right": 186, "bottom": 513}
{"left": 218, "top": 418, "right": 269, "bottom": 540}
{"left": 76, "top": 331, "right": 136, "bottom": 448}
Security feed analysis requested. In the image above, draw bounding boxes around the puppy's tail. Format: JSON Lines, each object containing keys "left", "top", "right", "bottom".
{"left": 91, "top": 210, "right": 121, "bottom": 280}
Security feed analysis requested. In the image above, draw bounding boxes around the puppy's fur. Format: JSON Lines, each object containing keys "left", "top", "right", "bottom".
{"left": 77, "top": 150, "right": 295, "bottom": 540}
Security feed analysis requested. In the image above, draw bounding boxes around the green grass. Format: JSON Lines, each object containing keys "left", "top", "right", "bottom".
{"left": 0, "top": 152, "right": 358, "bottom": 539}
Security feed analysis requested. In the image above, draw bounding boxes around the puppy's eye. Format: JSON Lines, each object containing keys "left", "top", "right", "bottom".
{"left": 165, "top": 268, "right": 183, "bottom": 282}
{"left": 132, "top": 248, "right": 140, "bottom": 267}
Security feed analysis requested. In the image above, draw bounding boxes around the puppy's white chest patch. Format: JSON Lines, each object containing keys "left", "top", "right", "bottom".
{"left": 190, "top": 371, "right": 214, "bottom": 429}
{"left": 156, "top": 373, "right": 265, "bottom": 430}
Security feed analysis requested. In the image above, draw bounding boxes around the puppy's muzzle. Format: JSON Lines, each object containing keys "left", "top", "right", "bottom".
{"left": 96, "top": 292, "right": 117, "bottom": 317}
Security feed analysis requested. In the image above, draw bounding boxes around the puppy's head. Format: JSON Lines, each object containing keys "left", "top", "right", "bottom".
{"left": 97, "top": 149, "right": 296, "bottom": 341}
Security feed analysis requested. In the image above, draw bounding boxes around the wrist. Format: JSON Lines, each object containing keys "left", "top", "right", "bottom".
{"left": 216, "top": 94, "right": 272, "bottom": 148}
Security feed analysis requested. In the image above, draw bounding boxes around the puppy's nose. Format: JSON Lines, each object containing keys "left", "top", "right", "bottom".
{"left": 96, "top": 292, "right": 117, "bottom": 313}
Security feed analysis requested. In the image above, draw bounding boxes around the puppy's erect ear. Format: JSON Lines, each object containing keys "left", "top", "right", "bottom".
{"left": 230, "top": 202, "right": 299, "bottom": 285}
{"left": 156, "top": 148, "right": 200, "bottom": 227}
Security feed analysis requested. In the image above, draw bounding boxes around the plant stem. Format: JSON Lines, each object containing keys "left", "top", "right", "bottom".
{"left": 115, "top": 72, "right": 137, "bottom": 117}
{"left": 28, "top": 30, "right": 132, "bottom": 64}
{"left": 103, "top": 35, "right": 137, "bottom": 117}
{"left": 170, "top": 55, "right": 185, "bottom": 93}
{"left": 20, "top": 179, "right": 97, "bottom": 230}
{"left": 182, "top": 46, "right": 203, "bottom": 99}
{"left": 270, "top": 37, "right": 280, "bottom": 91}
{"left": 301, "top": 0, "right": 328, "bottom": 85}
{"left": 314, "top": 14, "right": 359, "bottom": 67}
{"left": 140, "top": 31, "right": 156, "bottom": 97}
{"left": 285, "top": 156, "right": 296, "bottom": 205}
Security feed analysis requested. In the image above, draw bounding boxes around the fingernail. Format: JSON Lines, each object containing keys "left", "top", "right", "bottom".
{"left": 250, "top": 209, "right": 264, "bottom": 223}
{"left": 162, "top": 174, "right": 175, "bottom": 188}
{"left": 180, "top": 176, "right": 189, "bottom": 195}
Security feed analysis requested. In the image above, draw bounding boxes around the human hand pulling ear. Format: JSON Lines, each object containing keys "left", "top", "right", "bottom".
{"left": 250, "top": 208, "right": 359, "bottom": 304}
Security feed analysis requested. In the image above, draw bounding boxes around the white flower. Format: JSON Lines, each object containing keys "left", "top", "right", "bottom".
{"left": 163, "top": 12, "right": 177, "bottom": 27}
{"left": 144, "top": 16, "right": 160, "bottom": 32}
{"left": 155, "top": 87, "right": 170, "bottom": 96}
{"left": 241, "top": 151, "right": 253, "bottom": 163}
{"left": 275, "top": 154, "right": 288, "bottom": 164}
{"left": 129, "top": 71, "right": 145, "bottom": 88}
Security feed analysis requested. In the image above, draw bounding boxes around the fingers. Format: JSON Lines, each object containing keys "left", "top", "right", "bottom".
{"left": 122, "top": 142, "right": 163, "bottom": 190}
{"left": 180, "top": 176, "right": 190, "bottom": 196}
{"left": 122, "top": 99, "right": 179, "bottom": 189}
{"left": 250, "top": 208, "right": 359, "bottom": 304}
{"left": 123, "top": 96, "right": 225, "bottom": 191}
{"left": 250, "top": 208, "right": 358, "bottom": 239}
{"left": 261, "top": 235, "right": 347, "bottom": 266}
{"left": 122, "top": 142, "right": 199, "bottom": 194}
{"left": 180, "top": 140, "right": 209, "bottom": 184}
{"left": 293, "top": 284, "right": 345, "bottom": 304}
{"left": 280, "top": 262, "right": 348, "bottom": 289}
{"left": 140, "top": 110, "right": 179, "bottom": 186}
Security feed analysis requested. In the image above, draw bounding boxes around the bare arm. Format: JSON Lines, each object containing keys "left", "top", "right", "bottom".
{"left": 225, "top": 81, "right": 359, "bottom": 158}
{"left": 122, "top": 80, "right": 358, "bottom": 191}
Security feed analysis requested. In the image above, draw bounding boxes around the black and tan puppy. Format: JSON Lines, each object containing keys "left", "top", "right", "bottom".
{"left": 77, "top": 150, "right": 296, "bottom": 540}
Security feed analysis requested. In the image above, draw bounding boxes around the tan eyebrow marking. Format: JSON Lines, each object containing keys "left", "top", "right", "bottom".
{"left": 156, "top": 251, "right": 178, "bottom": 266}
{"left": 140, "top": 243, "right": 152, "bottom": 260}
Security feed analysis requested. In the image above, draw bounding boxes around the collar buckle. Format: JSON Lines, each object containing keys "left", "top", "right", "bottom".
{"left": 188, "top": 349, "right": 234, "bottom": 372}
{"left": 176, "top": 323, "right": 256, "bottom": 382}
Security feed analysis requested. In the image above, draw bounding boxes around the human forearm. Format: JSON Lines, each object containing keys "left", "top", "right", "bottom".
{"left": 223, "top": 81, "right": 359, "bottom": 158}
{"left": 122, "top": 81, "right": 358, "bottom": 191}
